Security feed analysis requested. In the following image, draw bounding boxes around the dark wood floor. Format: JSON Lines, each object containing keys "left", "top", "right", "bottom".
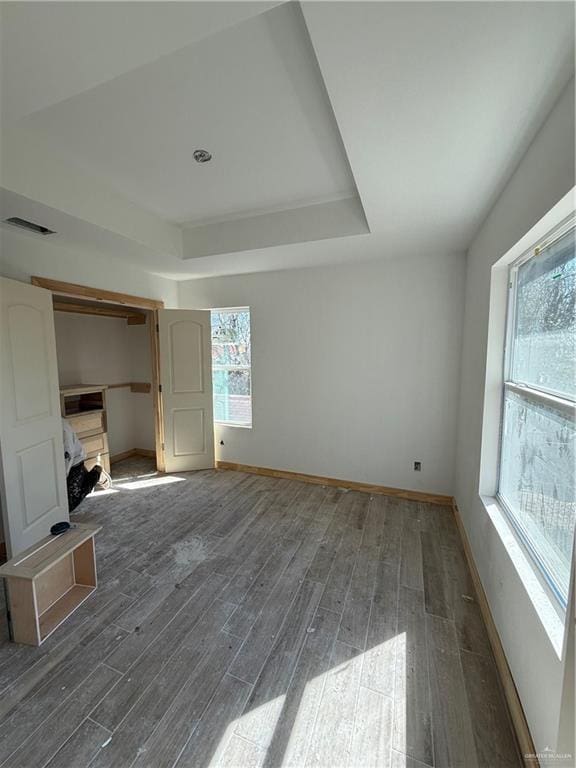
{"left": 0, "top": 460, "right": 522, "bottom": 768}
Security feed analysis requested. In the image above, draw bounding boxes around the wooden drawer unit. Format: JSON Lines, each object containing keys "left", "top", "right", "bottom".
{"left": 66, "top": 410, "right": 105, "bottom": 438}
{"left": 80, "top": 431, "right": 109, "bottom": 458}
{"left": 60, "top": 385, "right": 109, "bottom": 474}
{"left": 82, "top": 432, "right": 110, "bottom": 474}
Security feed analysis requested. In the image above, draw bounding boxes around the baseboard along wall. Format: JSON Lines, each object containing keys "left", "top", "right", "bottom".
{"left": 451, "top": 501, "right": 538, "bottom": 768}
{"left": 110, "top": 448, "right": 156, "bottom": 464}
{"left": 216, "top": 461, "right": 452, "bottom": 505}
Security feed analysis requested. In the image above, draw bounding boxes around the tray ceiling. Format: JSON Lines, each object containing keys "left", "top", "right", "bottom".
{"left": 15, "top": 3, "right": 361, "bottom": 228}
{"left": 0, "top": 2, "right": 573, "bottom": 278}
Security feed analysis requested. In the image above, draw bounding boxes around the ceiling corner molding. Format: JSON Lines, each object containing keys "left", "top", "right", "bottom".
{"left": 182, "top": 196, "right": 370, "bottom": 260}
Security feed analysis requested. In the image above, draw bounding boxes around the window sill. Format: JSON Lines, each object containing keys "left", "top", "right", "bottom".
{"left": 215, "top": 422, "right": 252, "bottom": 430}
{"left": 479, "top": 494, "right": 566, "bottom": 660}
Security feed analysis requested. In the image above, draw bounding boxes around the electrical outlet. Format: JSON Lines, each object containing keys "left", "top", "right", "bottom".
{"left": 414, "top": 461, "right": 421, "bottom": 472}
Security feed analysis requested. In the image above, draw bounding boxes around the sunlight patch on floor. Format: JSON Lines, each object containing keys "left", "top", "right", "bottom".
{"left": 211, "top": 633, "right": 406, "bottom": 768}
{"left": 112, "top": 470, "right": 158, "bottom": 482}
{"left": 115, "top": 475, "right": 185, "bottom": 490}
{"left": 234, "top": 694, "right": 287, "bottom": 750}
{"left": 88, "top": 487, "right": 119, "bottom": 497}
{"left": 207, "top": 709, "right": 256, "bottom": 767}
{"left": 391, "top": 629, "right": 406, "bottom": 760}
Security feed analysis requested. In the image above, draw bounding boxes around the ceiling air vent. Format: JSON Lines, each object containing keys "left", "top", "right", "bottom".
{"left": 4, "top": 217, "right": 56, "bottom": 235}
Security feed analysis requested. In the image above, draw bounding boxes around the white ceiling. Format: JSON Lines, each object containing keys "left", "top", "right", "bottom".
{"left": 15, "top": 3, "right": 359, "bottom": 225}
{"left": 0, "top": 1, "right": 280, "bottom": 121}
{"left": 302, "top": 0, "right": 575, "bottom": 252}
{"left": 0, "top": 1, "right": 574, "bottom": 279}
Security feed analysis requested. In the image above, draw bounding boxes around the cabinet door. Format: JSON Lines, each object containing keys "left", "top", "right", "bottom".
{"left": 0, "top": 277, "right": 69, "bottom": 557}
{"left": 157, "top": 309, "right": 215, "bottom": 471}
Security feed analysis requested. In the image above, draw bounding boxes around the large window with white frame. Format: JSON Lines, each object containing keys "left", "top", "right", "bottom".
{"left": 498, "top": 218, "right": 575, "bottom": 607}
{"left": 210, "top": 308, "right": 252, "bottom": 427}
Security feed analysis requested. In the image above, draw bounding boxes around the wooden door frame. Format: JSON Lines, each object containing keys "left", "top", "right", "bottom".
{"left": 31, "top": 277, "right": 166, "bottom": 471}
{"left": 30, "top": 277, "right": 164, "bottom": 310}
{"left": 149, "top": 309, "right": 166, "bottom": 471}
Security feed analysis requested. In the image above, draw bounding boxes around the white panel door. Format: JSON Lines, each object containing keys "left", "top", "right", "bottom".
{"left": 0, "top": 277, "right": 69, "bottom": 557}
{"left": 158, "top": 309, "right": 215, "bottom": 472}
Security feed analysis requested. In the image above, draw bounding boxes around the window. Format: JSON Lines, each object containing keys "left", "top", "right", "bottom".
{"left": 210, "top": 308, "right": 252, "bottom": 427}
{"left": 498, "top": 221, "right": 576, "bottom": 607}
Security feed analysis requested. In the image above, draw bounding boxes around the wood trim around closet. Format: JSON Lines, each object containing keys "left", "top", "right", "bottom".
{"left": 36, "top": 276, "right": 166, "bottom": 471}
{"left": 53, "top": 300, "right": 147, "bottom": 324}
{"left": 31, "top": 277, "right": 165, "bottom": 310}
{"left": 53, "top": 297, "right": 146, "bottom": 325}
{"left": 150, "top": 309, "right": 166, "bottom": 472}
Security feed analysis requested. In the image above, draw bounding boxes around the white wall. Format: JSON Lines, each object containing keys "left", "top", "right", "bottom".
{"left": 455, "top": 78, "right": 575, "bottom": 756}
{"left": 54, "top": 313, "right": 155, "bottom": 455}
{"left": 129, "top": 322, "right": 156, "bottom": 451}
{"left": 55, "top": 313, "right": 133, "bottom": 455}
{"left": 179, "top": 250, "right": 465, "bottom": 496}
{"left": 0, "top": 225, "right": 177, "bottom": 465}
{"left": 0, "top": 226, "right": 178, "bottom": 307}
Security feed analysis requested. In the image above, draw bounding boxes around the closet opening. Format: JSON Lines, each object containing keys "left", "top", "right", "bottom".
{"left": 53, "top": 296, "right": 160, "bottom": 484}
{"left": 32, "top": 276, "right": 217, "bottom": 490}
{"left": 27, "top": 276, "right": 168, "bottom": 499}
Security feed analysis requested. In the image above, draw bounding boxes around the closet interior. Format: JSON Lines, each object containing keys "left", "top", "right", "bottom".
{"left": 52, "top": 295, "right": 158, "bottom": 477}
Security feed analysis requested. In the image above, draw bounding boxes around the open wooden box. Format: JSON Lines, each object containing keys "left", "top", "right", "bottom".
{"left": 0, "top": 524, "right": 101, "bottom": 646}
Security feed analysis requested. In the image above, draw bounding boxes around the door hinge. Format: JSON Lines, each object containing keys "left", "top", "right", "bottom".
{"left": 156, "top": 323, "right": 159, "bottom": 333}
{"left": 161, "top": 443, "right": 165, "bottom": 451}
{"left": 158, "top": 384, "right": 162, "bottom": 393}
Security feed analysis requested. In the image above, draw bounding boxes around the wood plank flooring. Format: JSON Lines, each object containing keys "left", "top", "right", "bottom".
{"left": 0, "top": 459, "right": 522, "bottom": 768}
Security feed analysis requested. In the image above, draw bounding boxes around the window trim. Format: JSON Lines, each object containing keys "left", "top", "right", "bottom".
{"left": 496, "top": 215, "right": 576, "bottom": 610}
{"left": 504, "top": 381, "right": 575, "bottom": 416}
{"left": 210, "top": 306, "right": 252, "bottom": 428}
{"left": 497, "top": 491, "right": 569, "bottom": 610}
